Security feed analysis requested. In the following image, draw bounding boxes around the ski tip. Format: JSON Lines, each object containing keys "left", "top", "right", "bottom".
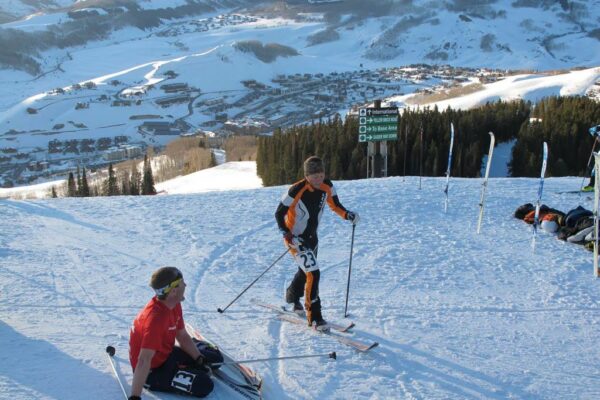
{"left": 105, "top": 345, "right": 116, "bottom": 357}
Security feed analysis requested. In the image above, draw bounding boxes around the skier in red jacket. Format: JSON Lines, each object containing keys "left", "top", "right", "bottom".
{"left": 128, "top": 266, "right": 222, "bottom": 399}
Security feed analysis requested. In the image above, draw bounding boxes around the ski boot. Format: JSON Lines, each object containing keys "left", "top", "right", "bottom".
{"left": 313, "top": 318, "right": 330, "bottom": 332}
{"left": 291, "top": 300, "right": 305, "bottom": 316}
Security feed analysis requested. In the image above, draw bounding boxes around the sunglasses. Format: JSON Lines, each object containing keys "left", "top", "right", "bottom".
{"left": 154, "top": 272, "right": 183, "bottom": 297}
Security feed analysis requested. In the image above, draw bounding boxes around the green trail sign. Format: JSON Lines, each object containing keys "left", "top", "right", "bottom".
{"left": 358, "top": 107, "right": 398, "bottom": 142}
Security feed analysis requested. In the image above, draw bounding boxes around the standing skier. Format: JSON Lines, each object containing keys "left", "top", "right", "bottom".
{"left": 275, "top": 156, "right": 359, "bottom": 330}
{"left": 584, "top": 124, "right": 600, "bottom": 192}
{"left": 128, "top": 266, "right": 222, "bottom": 400}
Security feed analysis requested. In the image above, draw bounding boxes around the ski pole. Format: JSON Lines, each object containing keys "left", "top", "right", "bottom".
{"left": 343, "top": 224, "right": 356, "bottom": 318}
{"left": 105, "top": 346, "right": 129, "bottom": 400}
{"left": 217, "top": 248, "right": 290, "bottom": 313}
{"left": 211, "top": 351, "right": 336, "bottom": 367}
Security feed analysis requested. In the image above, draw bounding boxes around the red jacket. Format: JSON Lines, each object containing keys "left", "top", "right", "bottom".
{"left": 129, "top": 297, "right": 183, "bottom": 370}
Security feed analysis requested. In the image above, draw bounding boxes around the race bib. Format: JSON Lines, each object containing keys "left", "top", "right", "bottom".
{"left": 294, "top": 249, "right": 319, "bottom": 273}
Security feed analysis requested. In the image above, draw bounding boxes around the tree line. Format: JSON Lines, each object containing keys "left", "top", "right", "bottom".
{"left": 509, "top": 96, "right": 600, "bottom": 177}
{"left": 56, "top": 155, "right": 156, "bottom": 198}
{"left": 257, "top": 97, "right": 600, "bottom": 186}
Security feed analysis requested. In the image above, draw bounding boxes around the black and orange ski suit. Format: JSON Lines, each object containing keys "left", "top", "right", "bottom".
{"left": 275, "top": 178, "right": 350, "bottom": 325}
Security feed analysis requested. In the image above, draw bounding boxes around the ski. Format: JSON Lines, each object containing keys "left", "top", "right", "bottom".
{"left": 477, "top": 131, "right": 495, "bottom": 234}
{"left": 253, "top": 300, "right": 355, "bottom": 333}
{"left": 444, "top": 122, "right": 455, "bottom": 213}
{"left": 594, "top": 151, "right": 600, "bottom": 277}
{"left": 186, "top": 324, "right": 262, "bottom": 400}
{"left": 278, "top": 314, "right": 378, "bottom": 352}
{"left": 532, "top": 141, "right": 548, "bottom": 250}
{"left": 557, "top": 190, "right": 589, "bottom": 194}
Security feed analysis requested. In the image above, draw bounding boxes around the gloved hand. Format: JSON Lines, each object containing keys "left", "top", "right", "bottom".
{"left": 195, "top": 354, "right": 210, "bottom": 372}
{"left": 283, "top": 231, "right": 302, "bottom": 250}
{"left": 128, "top": 396, "right": 142, "bottom": 400}
{"left": 347, "top": 211, "right": 360, "bottom": 225}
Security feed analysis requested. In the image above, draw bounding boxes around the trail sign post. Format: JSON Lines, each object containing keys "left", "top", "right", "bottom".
{"left": 359, "top": 104, "right": 398, "bottom": 178}
{"left": 358, "top": 107, "right": 399, "bottom": 142}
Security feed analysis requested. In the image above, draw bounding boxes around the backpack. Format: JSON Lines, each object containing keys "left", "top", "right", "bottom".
{"left": 514, "top": 203, "right": 534, "bottom": 219}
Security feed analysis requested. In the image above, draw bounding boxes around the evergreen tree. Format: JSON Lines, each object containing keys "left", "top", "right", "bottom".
{"left": 104, "top": 163, "right": 119, "bottom": 196}
{"left": 130, "top": 163, "right": 141, "bottom": 196}
{"left": 51, "top": 186, "right": 57, "bottom": 198}
{"left": 142, "top": 155, "right": 156, "bottom": 195}
{"left": 121, "top": 172, "right": 130, "bottom": 196}
{"left": 67, "top": 172, "right": 77, "bottom": 197}
{"left": 80, "top": 167, "right": 90, "bottom": 197}
{"left": 76, "top": 166, "right": 82, "bottom": 197}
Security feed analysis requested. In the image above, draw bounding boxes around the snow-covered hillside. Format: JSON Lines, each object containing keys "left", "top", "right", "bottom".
{"left": 1, "top": 0, "right": 599, "bottom": 187}
{"left": 2, "top": 169, "right": 600, "bottom": 399}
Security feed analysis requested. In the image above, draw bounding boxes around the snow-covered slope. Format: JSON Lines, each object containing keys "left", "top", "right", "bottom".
{"left": 1, "top": 170, "right": 600, "bottom": 399}
{"left": 155, "top": 160, "right": 263, "bottom": 194}
{"left": 1, "top": 0, "right": 599, "bottom": 187}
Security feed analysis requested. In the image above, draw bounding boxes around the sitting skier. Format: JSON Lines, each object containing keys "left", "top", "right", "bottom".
{"left": 128, "top": 266, "right": 223, "bottom": 400}
{"left": 275, "top": 156, "right": 359, "bottom": 331}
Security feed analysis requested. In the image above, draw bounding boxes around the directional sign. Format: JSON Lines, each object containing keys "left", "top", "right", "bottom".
{"left": 358, "top": 107, "right": 398, "bottom": 142}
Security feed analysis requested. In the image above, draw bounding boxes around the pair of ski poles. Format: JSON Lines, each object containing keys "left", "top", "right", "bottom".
{"left": 217, "top": 225, "right": 357, "bottom": 318}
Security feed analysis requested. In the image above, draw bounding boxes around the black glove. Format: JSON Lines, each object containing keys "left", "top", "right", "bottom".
{"left": 128, "top": 396, "right": 141, "bottom": 400}
{"left": 346, "top": 211, "right": 360, "bottom": 225}
{"left": 195, "top": 354, "right": 210, "bottom": 372}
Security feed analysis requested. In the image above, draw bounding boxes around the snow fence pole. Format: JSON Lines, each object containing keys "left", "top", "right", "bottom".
{"left": 343, "top": 224, "right": 356, "bottom": 318}
{"left": 211, "top": 351, "right": 337, "bottom": 367}
{"left": 105, "top": 346, "right": 129, "bottom": 400}
{"left": 217, "top": 248, "right": 290, "bottom": 314}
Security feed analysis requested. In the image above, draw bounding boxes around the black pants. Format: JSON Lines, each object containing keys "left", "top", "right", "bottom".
{"left": 285, "top": 235, "right": 323, "bottom": 324}
{"left": 145, "top": 341, "right": 223, "bottom": 398}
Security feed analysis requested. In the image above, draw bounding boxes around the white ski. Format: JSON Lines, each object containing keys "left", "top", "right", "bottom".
{"left": 277, "top": 314, "right": 379, "bottom": 353}
{"left": 594, "top": 151, "right": 600, "bottom": 277}
{"left": 531, "top": 141, "right": 548, "bottom": 250}
{"left": 185, "top": 324, "right": 262, "bottom": 400}
{"left": 477, "top": 131, "right": 495, "bottom": 234}
{"left": 253, "top": 300, "right": 355, "bottom": 333}
{"left": 444, "top": 122, "right": 455, "bottom": 213}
